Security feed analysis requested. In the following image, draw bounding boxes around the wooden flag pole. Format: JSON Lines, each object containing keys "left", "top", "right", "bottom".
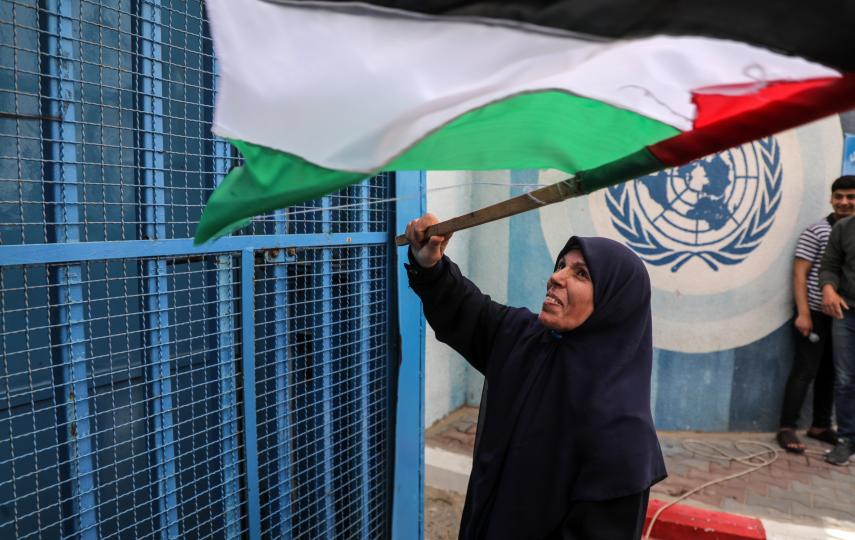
{"left": 394, "top": 176, "right": 584, "bottom": 246}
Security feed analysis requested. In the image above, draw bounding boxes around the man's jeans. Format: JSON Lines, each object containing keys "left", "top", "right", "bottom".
{"left": 832, "top": 310, "right": 855, "bottom": 442}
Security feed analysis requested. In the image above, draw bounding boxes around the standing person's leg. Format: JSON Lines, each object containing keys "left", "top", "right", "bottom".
{"left": 827, "top": 310, "right": 855, "bottom": 465}
{"left": 559, "top": 489, "right": 650, "bottom": 540}
{"left": 779, "top": 311, "right": 826, "bottom": 452}
{"left": 808, "top": 311, "right": 837, "bottom": 442}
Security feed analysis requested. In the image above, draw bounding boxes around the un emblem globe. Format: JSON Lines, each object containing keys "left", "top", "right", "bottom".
{"left": 575, "top": 121, "right": 838, "bottom": 351}
{"left": 633, "top": 147, "right": 761, "bottom": 247}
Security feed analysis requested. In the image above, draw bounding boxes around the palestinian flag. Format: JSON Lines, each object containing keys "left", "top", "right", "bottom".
{"left": 194, "top": 0, "right": 855, "bottom": 244}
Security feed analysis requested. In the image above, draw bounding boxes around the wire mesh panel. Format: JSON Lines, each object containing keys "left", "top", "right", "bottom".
{"left": 0, "top": 0, "right": 226, "bottom": 244}
{"left": 254, "top": 246, "right": 391, "bottom": 538}
{"left": 0, "top": 256, "right": 245, "bottom": 539}
{"left": 0, "top": 1, "right": 397, "bottom": 539}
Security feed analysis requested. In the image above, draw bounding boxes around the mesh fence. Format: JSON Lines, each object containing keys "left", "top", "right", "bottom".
{"left": 0, "top": 0, "right": 392, "bottom": 244}
{"left": 254, "top": 246, "right": 390, "bottom": 538}
{"left": 0, "top": 256, "right": 247, "bottom": 538}
{"left": 0, "top": 1, "right": 396, "bottom": 538}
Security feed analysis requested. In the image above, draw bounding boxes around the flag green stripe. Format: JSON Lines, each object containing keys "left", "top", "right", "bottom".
{"left": 195, "top": 91, "right": 678, "bottom": 244}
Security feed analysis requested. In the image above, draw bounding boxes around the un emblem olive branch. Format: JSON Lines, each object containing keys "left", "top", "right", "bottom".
{"left": 606, "top": 137, "right": 782, "bottom": 272}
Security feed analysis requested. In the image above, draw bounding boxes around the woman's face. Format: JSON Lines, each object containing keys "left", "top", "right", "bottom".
{"left": 538, "top": 249, "right": 595, "bottom": 332}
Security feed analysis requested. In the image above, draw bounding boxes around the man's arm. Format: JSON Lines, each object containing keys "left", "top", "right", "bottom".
{"left": 820, "top": 223, "right": 849, "bottom": 319}
{"left": 792, "top": 258, "right": 813, "bottom": 336}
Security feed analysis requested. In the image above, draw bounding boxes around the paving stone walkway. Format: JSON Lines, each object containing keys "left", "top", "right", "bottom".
{"left": 426, "top": 407, "right": 855, "bottom": 533}
{"left": 654, "top": 431, "right": 855, "bottom": 529}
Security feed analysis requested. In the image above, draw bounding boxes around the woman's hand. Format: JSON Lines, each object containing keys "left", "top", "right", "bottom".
{"left": 405, "top": 213, "right": 453, "bottom": 268}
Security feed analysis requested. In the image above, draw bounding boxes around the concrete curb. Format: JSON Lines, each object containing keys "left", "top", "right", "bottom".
{"left": 647, "top": 501, "right": 855, "bottom": 540}
{"left": 425, "top": 446, "right": 472, "bottom": 494}
{"left": 646, "top": 499, "right": 765, "bottom": 539}
{"left": 760, "top": 517, "right": 855, "bottom": 540}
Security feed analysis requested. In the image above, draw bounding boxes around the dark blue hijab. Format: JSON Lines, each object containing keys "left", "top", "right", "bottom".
{"left": 548, "top": 236, "right": 665, "bottom": 496}
{"left": 557, "top": 236, "right": 653, "bottom": 333}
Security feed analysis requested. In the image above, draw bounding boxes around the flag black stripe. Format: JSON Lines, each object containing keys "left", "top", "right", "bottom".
{"left": 278, "top": 0, "right": 855, "bottom": 71}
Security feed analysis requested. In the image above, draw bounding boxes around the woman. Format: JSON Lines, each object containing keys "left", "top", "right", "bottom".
{"left": 404, "top": 214, "right": 666, "bottom": 539}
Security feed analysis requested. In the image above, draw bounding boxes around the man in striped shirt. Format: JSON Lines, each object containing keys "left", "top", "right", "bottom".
{"left": 820, "top": 175, "right": 855, "bottom": 465}
{"left": 778, "top": 176, "right": 855, "bottom": 454}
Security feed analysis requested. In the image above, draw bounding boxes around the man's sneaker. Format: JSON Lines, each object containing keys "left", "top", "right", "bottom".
{"left": 825, "top": 438, "right": 855, "bottom": 466}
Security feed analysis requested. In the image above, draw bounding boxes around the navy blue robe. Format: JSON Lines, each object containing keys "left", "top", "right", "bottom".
{"left": 406, "top": 236, "right": 666, "bottom": 539}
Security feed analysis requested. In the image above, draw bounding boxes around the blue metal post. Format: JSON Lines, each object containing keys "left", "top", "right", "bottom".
{"left": 43, "top": 1, "right": 98, "bottom": 537}
{"left": 357, "top": 179, "right": 373, "bottom": 537}
{"left": 241, "top": 249, "right": 262, "bottom": 540}
{"left": 213, "top": 137, "right": 241, "bottom": 538}
{"left": 139, "top": 1, "right": 179, "bottom": 537}
{"left": 392, "top": 171, "right": 426, "bottom": 540}
{"left": 273, "top": 210, "right": 294, "bottom": 538}
{"left": 319, "top": 196, "right": 336, "bottom": 535}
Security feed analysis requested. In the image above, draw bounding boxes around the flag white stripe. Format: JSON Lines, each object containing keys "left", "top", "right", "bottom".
{"left": 207, "top": 0, "right": 838, "bottom": 172}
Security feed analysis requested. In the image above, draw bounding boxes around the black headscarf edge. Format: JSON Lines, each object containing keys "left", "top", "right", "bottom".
{"left": 553, "top": 236, "right": 651, "bottom": 331}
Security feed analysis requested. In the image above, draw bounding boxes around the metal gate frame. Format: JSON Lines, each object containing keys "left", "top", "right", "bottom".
{"left": 392, "top": 170, "right": 427, "bottom": 540}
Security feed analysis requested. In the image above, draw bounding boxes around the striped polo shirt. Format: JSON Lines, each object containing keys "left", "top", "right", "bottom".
{"left": 794, "top": 215, "right": 835, "bottom": 311}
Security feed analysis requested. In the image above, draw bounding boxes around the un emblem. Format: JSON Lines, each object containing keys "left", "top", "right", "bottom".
{"left": 541, "top": 118, "right": 838, "bottom": 351}
{"left": 606, "top": 137, "right": 782, "bottom": 272}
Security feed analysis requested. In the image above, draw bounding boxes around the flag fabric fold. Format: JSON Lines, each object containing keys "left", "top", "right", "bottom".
{"left": 195, "top": 0, "right": 855, "bottom": 244}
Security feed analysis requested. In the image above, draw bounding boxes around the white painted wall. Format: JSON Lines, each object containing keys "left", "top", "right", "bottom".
{"left": 423, "top": 171, "right": 511, "bottom": 427}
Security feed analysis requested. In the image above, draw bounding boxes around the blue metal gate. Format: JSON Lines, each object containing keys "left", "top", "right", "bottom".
{"left": 0, "top": 1, "right": 399, "bottom": 538}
